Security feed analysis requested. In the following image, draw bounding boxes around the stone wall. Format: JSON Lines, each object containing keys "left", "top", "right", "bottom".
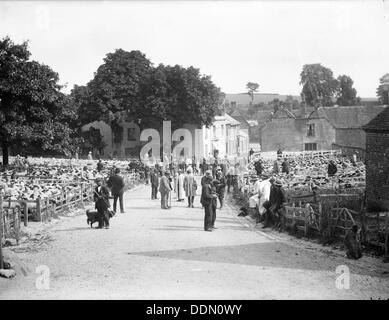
{"left": 365, "top": 131, "right": 389, "bottom": 211}
{"left": 260, "top": 117, "right": 336, "bottom": 152}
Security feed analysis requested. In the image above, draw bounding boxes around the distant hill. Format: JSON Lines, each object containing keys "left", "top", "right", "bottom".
{"left": 225, "top": 93, "right": 301, "bottom": 110}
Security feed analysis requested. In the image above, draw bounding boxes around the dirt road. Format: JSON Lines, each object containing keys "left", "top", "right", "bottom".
{"left": 1, "top": 183, "right": 388, "bottom": 299}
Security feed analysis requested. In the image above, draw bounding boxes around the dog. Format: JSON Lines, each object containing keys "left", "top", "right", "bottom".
{"left": 86, "top": 209, "right": 115, "bottom": 228}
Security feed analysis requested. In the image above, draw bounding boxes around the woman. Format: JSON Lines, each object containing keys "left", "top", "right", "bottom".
{"left": 184, "top": 167, "right": 197, "bottom": 208}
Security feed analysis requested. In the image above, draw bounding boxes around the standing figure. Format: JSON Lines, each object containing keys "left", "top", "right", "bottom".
{"left": 176, "top": 170, "right": 185, "bottom": 202}
{"left": 254, "top": 159, "right": 263, "bottom": 176}
{"left": 107, "top": 168, "right": 125, "bottom": 214}
{"left": 344, "top": 225, "right": 363, "bottom": 259}
{"left": 272, "top": 160, "right": 279, "bottom": 174}
{"left": 94, "top": 178, "right": 111, "bottom": 229}
{"left": 184, "top": 167, "right": 197, "bottom": 208}
{"left": 150, "top": 168, "right": 159, "bottom": 200}
{"left": 214, "top": 167, "right": 226, "bottom": 209}
{"left": 281, "top": 158, "right": 290, "bottom": 174}
{"left": 159, "top": 170, "right": 172, "bottom": 209}
{"left": 328, "top": 160, "right": 338, "bottom": 177}
{"left": 97, "top": 159, "right": 104, "bottom": 172}
{"left": 201, "top": 174, "right": 217, "bottom": 231}
{"left": 88, "top": 151, "right": 93, "bottom": 161}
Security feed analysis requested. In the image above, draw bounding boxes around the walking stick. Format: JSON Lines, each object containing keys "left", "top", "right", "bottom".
{"left": 169, "top": 190, "right": 172, "bottom": 209}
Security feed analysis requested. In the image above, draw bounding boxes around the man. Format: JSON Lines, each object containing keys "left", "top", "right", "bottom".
{"left": 176, "top": 169, "right": 185, "bottom": 202}
{"left": 94, "top": 178, "right": 111, "bottom": 229}
{"left": 159, "top": 170, "right": 172, "bottom": 209}
{"left": 214, "top": 167, "right": 226, "bottom": 209}
{"left": 97, "top": 159, "right": 104, "bottom": 172}
{"left": 263, "top": 179, "right": 286, "bottom": 229}
{"left": 328, "top": 160, "right": 337, "bottom": 177}
{"left": 150, "top": 168, "right": 159, "bottom": 200}
{"left": 107, "top": 168, "right": 125, "bottom": 214}
{"left": 344, "top": 224, "right": 362, "bottom": 259}
{"left": 201, "top": 174, "right": 217, "bottom": 231}
{"left": 254, "top": 159, "right": 263, "bottom": 176}
{"left": 200, "top": 169, "right": 213, "bottom": 207}
{"left": 184, "top": 167, "right": 197, "bottom": 208}
{"left": 281, "top": 158, "right": 290, "bottom": 174}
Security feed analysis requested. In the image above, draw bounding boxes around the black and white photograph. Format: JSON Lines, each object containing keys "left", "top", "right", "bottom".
{"left": 0, "top": 0, "right": 388, "bottom": 304}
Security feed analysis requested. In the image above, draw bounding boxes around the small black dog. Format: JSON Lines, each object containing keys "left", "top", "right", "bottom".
{"left": 86, "top": 209, "right": 115, "bottom": 228}
{"left": 86, "top": 209, "right": 99, "bottom": 228}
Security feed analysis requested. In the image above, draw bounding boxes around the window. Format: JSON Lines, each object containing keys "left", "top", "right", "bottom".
{"left": 213, "top": 126, "right": 217, "bottom": 137}
{"left": 305, "top": 143, "right": 317, "bottom": 151}
{"left": 127, "top": 128, "right": 136, "bottom": 141}
{"left": 307, "top": 124, "right": 315, "bottom": 137}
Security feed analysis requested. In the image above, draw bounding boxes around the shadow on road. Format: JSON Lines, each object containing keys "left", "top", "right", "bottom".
{"left": 127, "top": 242, "right": 387, "bottom": 278}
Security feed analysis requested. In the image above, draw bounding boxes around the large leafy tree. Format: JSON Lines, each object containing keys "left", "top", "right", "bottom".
{"left": 300, "top": 64, "right": 339, "bottom": 107}
{"left": 376, "top": 73, "right": 389, "bottom": 105}
{"left": 73, "top": 49, "right": 224, "bottom": 138}
{"left": 336, "top": 75, "right": 360, "bottom": 106}
{"left": 0, "top": 37, "right": 78, "bottom": 165}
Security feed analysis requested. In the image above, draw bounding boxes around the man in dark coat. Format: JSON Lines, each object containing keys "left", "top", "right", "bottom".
{"left": 107, "top": 168, "right": 125, "bottom": 214}
{"left": 96, "top": 159, "right": 104, "bottom": 172}
{"left": 150, "top": 168, "right": 159, "bottom": 200}
{"left": 200, "top": 169, "right": 213, "bottom": 207}
{"left": 254, "top": 160, "right": 263, "bottom": 176}
{"left": 328, "top": 160, "right": 338, "bottom": 177}
{"left": 214, "top": 167, "right": 226, "bottom": 209}
{"left": 201, "top": 174, "right": 217, "bottom": 231}
{"left": 94, "top": 178, "right": 111, "bottom": 229}
{"left": 263, "top": 179, "right": 286, "bottom": 229}
{"left": 281, "top": 158, "right": 290, "bottom": 174}
{"left": 344, "top": 224, "right": 362, "bottom": 259}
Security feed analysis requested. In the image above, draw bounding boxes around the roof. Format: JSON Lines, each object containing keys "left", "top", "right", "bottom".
{"left": 214, "top": 113, "right": 241, "bottom": 126}
{"left": 318, "top": 105, "right": 387, "bottom": 129}
{"left": 363, "top": 106, "right": 389, "bottom": 132}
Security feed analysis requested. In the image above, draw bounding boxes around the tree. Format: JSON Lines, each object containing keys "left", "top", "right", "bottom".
{"left": 336, "top": 75, "right": 359, "bottom": 106}
{"left": 246, "top": 82, "right": 259, "bottom": 105}
{"left": 300, "top": 64, "right": 339, "bottom": 107}
{"left": 73, "top": 50, "right": 224, "bottom": 135}
{"left": 376, "top": 73, "right": 389, "bottom": 105}
{"left": 0, "top": 36, "right": 78, "bottom": 165}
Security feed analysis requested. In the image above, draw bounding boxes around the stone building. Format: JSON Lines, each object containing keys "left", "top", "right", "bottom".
{"left": 259, "top": 105, "right": 386, "bottom": 155}
{"left": 363, "top": 106, "right": 389, "bottom": 211}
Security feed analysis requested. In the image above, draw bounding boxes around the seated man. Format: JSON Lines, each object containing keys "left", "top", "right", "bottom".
{"left": 262, "top": 179, "right": 286, "bottom": 229}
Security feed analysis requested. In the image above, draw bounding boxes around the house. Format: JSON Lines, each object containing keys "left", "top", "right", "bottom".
{"left": 187, "top": 113, "right": 249, "bottom": 160}
{"left": 259, "top": 105, "right": 386, "bottom": 155}
{"left": 363, "top": 106, "right": 389, "bottom": 211}
{"left": 81, "top": 113, "right": 250, "bottom": 161}
{"left": 259, "top": 106, "right": 335, "bottom": 152}
{"left": 320, "top": 105, "right": 386, "bottom": 158}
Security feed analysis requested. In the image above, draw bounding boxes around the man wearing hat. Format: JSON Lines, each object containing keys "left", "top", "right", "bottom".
{"left": 201, "top": 173, "right": 217, "bottom": 231}
{"left": 107, "top": 168, "right": 125, "bottom": 214}
{"left": 263, "top": 178, "right": 286, "bottom": 229}
{"left": 159, "top": 170, "right": 172, "bottom": 209}
{"left": 200, "top": 170, "right": 213, "bottom": 207}
{"left": 94, "top": 178, "right": 111, "bottom": 229}
{"left": 214, "top": 166, "right": 226, "bottom": 209}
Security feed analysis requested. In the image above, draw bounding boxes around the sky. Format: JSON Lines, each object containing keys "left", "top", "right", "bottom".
{"left": 1, "top": 0, "right": 389, "bottom": 97}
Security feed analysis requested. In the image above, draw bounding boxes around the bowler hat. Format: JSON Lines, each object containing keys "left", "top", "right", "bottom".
{"left": 274, "top": 179, "right": 283, "bottom": 187}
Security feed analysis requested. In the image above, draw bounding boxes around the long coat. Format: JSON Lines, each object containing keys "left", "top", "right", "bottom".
{"left": 159, "top": 175, "right": 171, "bottom": 194}
{"left": 184, "top": 174, "right": 197, "bottom": 197}
{"left": 94, "top": 185, "right": 110, "bottom": 212}
{"left": 176, "top": 173, "right": 185, "bottom": 200}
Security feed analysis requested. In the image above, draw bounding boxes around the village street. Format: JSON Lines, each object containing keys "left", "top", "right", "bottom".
{"left": 1, "top": 182, "right": 388, "bottom": 300}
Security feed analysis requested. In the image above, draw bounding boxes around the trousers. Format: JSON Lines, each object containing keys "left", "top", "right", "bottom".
{"left": 204, "top": 202, "right": 214, "bottom": 230}
{"left": 161, "top": 191, "right": 170, "bottom": 209}
{"left": 151, "top": 185, "right": 158, "bottom": 199}
{"left": 113, "top": 193, "right": 124, "bottom": 213}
